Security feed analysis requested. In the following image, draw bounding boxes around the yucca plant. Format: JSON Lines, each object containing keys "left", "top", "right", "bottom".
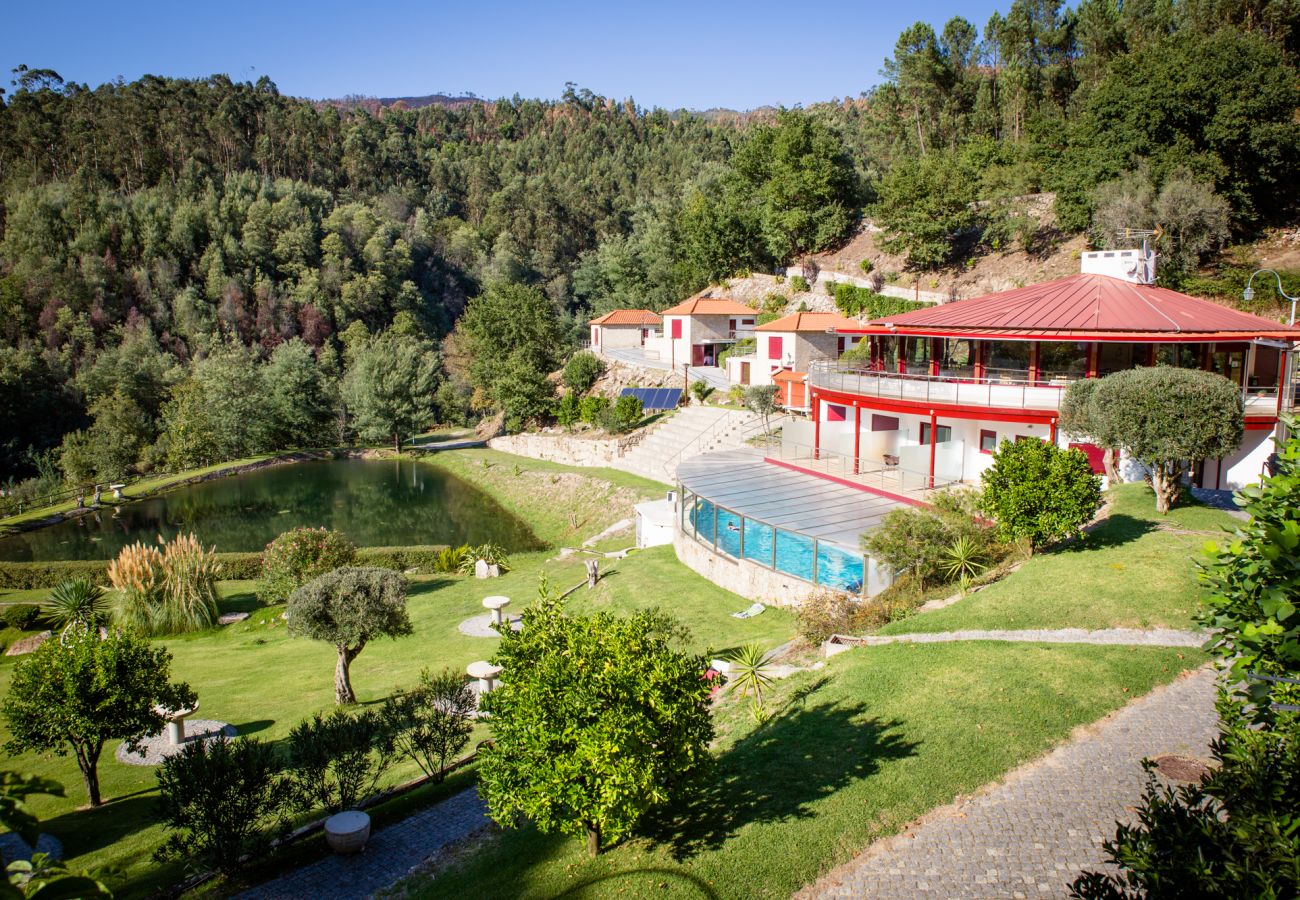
{"left": 457, "top": 543, "right": 512, "bottom": 575}
{"left": 725, "top": 643, "right": 775, "bottom": 721}
{"left": 107, "top": 541, "right": 165, "bottom": 634}
{"left": 44, "top": 577, "right": 111, "bottom": 634}
{"left": 942, "top": 535, "right": 987, "bottom": 596}
{"left": 434, "top": 545, "right": 471, "bottom": 574}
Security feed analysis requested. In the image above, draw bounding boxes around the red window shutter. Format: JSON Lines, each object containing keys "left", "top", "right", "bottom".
{"left": 871, "top": 414, "right": 899, "bottom": 431}
{"left": 768, "top": 336, "right": 783, "bottom": 360}
{"left": 671, "top": 319, "right": 682, "bottom": 339}
{"left": 826, "top": 404, "right": 846, "bottom": 422}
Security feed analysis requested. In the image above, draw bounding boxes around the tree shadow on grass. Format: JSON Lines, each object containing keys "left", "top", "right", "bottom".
{"left": 218, "top": 588, "right": 262, "bottom": 614}
{"left": 41, "top": 792, "right": 159, "bottom": 859}
{"left": 1065, "top": 514, "right": 1155, "bottom": 551}
{"left": 646, "top": 679, "right": 918, "bottom": 861}
{"left": 231, "top": 719, "right": 274, "bottom": 735}
{"left": 553, "top": 866, "right": 720, "bottom": 899}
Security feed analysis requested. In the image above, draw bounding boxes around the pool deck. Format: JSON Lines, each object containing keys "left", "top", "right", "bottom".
{"left": 676, "top": 450, "right": 908, "bottom": 549}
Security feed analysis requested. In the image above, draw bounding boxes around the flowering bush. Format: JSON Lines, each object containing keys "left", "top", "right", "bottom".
{"left": 259, "top": 528, "right": 357, "bottom": 606}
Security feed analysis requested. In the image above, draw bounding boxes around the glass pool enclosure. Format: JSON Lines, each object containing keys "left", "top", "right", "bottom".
{"left": 679, "top": 488, "right": 866, "bottom": 593}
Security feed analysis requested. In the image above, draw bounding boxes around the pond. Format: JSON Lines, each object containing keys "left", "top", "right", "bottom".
{"left": 0, "top": 458, "right": 542, "bottom": 562}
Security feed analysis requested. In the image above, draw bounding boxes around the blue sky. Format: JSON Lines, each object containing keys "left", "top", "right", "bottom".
{"left": 2, "top": 0, "right": 1007, "bottom": 110}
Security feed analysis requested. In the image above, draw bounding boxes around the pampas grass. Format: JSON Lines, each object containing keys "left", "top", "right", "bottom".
{"left": 107, "top": 534, "right": 221, "bottom": 635}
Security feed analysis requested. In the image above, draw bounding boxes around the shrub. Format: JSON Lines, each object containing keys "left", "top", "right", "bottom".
{"left": 260, "top": 527, "right": 358, "bottom": 606}
{"left": 554, "top": 392, "right": 581, "bottom": 427}
{"left": 562, "top": 352, "right": 605, "bottom": 395}
{"left": 285, "top": 707, "right": 393, "bottom": 814}
{"left": 456, "top": 543, "right": 511, "bottom": 575}
{"left": 863, "top": 490, "right": 1002, "bottom": 588}
{"left": 789, "top": 275, "right": 809, "bottom": 293}
{"left": 154, "top": 735, "right": 288, "bottom": 876}
{"left": 286, "top": 567, "right": 413, "bottom": 704}
{"left": 796, "top": 590, "right": 858, "bottom": 645}
{"left": 380, "top": 668, "right": 475, "bottom": 782}
{"left": 980, "top": 439, "right": 1101, "bottom": 550}
{"left": 689, "top": 381, "right": 712, "bottom": 403}
{"left": 479, "top": 577, "right": 713, "bottom": 857}
{"left": 433, "top": 545, "right": 472, "bottom": 574}
{"left": 3, "top": 628, "right": 195, "bottom": 806}
{"left": 354, "top": 544, "right": 454, "bottom": 573}
{"left": 600, "top": 395, "right": 643, "bottom": 433}
{"left": 858, "top": 258, "right": 873, "bottom": 273}
{"left": 0, "top": 553, "right": 264, "bottom": 590}
{"left": 44, "top": 578, "right": 110, "bottom": 633}
{"left": 1, "top": 604, "right": 41, "bottom": 631}
{"left": 578, "top": 395, "right": 610, "bottom": 425}
{"left": 107, "top": 535, "right": 221, "bottom": 635}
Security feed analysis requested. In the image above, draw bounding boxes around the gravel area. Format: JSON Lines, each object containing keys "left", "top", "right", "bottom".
{"left": 114, "top": 720, "right": 237, "bottom": 766}
{"left": 456, "top": 614, "right": 521, "bottom": 638}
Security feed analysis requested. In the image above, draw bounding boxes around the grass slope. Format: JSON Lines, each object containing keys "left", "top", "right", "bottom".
{"left": 409, "top": 642, "right": 1204, "bottom": 899}
{"left": 880, "top": 484, "right": 1239, "bottom": 634}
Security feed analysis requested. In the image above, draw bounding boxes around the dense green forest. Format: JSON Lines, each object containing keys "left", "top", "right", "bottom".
{"left": 0, "top": 0, "right": 1297, "bottom": 488}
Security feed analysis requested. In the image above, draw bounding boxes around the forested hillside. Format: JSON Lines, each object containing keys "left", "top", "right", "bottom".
{"left": 0, "top": 0, "right": 1296, "bottom": 490}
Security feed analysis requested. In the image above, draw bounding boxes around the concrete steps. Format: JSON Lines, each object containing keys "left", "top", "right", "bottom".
{"left": 613, "top": 405, "right": 764, "bottom": 482}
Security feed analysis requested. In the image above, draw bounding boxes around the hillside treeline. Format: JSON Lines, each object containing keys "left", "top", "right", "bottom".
{"left": 0, "top": 0, "right": 1296, "bottom": 484}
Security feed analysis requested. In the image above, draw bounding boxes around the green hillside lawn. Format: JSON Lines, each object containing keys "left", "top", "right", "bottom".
{"left": 879, "top": 483, "right": 1239, "bottom": 634}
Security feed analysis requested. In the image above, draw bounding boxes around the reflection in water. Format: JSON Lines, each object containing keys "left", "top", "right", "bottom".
{"left": 0, "top": 459, "right": 540, "bottom": 561}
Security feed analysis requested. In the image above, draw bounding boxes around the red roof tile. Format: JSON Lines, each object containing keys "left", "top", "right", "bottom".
{"left": 755, "top": 311, "right": 859, "bottom": 333}
{"left": 859, "top": 274, "right": 1300, "bottom": 338}
{"left": 588, "top": 309, "right": 662, "bottom": 326}
{"left": 661, "top": 296, "right": 756, "bottom": 316}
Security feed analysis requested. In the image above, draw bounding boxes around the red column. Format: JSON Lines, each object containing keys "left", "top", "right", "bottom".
{"left": 1050, "top": 418, "right": 1058, "bottom": 445}
{"left": 930, "top": 338, "right": 941, "bottom": 377}
{"left": 974, "top": 341, "right": 985, "bottom": 382}
{"left": 853, "top": 403, "right": 862, "bottom": 474}
{"left": 928, "top": 410, "right": 937, "bottom": 489}
{"left": 1029, "top": 342, "right": 1040, "bottom": 385}
{"left": 1086, "top": 343, "right": 1098, "bottom": 378}
{"left": 813, "top": 395, "right": 821, "bottom": 460}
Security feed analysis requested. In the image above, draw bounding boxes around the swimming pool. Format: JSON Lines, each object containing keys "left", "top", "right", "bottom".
{"left": 682, "top": 492, "right": 866, "bottom": 593}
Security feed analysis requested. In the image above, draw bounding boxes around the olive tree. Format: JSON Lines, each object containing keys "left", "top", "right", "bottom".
{"left": 479, "top": 579, "right": 713, "bottom": 857}
{"left": 1060, "top": 378, "right": 1119, "bottom": 483}
{"left": 285, "top": 567, "right": 413, "bottom": 704}
{"left": 744, "top": 384, "right": 779, "bottom": 434}
{"left": 3, "top": 629, "right": 196, "bottom": 806}
{"left": 1085, "top": 367, "right": 1243, "bottom": 513}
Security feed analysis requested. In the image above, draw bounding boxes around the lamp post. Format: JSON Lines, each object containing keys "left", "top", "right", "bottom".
{"left": 1243, "top": 269, "right": 1298, "bottom": 444}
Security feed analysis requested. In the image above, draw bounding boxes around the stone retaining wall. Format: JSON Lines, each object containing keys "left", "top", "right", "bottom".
{"left": 487, "top": 433, "right": 621, "bottom": 468}
{"left": 672, "top": 529, "right": 816, "bottom": 608}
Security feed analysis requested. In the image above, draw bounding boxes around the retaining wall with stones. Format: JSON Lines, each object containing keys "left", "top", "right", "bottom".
{"left": 487, "top": 433, "right": 620, "bottom": 468}
{"left": 672, "top": 529, "right": 816, "bottom": 608}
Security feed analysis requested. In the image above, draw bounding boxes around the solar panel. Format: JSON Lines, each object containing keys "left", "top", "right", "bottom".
{"left": 620, "top": 387, "right": 683, "bottom": 410}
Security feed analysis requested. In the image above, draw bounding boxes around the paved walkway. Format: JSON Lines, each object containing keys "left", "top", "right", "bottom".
{"left": 797, "top": 666, "right": 1219, "bottom": 900}
{"left": 237, "top": 787, "right": 489, "bottom": 900}
{"left": 838, "top": 627, "right": 1205, "bottom": 649}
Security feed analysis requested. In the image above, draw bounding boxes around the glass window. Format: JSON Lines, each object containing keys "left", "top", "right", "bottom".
{"left": 1037, "top": 342, "right": 1089, "bottom": 381}
{"left": 1155, "top": 344, "right": 1201, "bottom": 368}
{"left": 815, "top": 543, "right": 865, "bottom": 593}
{"left": 716, "top": 508, "right": 742, "bottom": 558}
{"left": 985, "top": 341, "right": 1031, "bottom": 378}
{"left": 692, "top": 498, "right": 716, "bottom": 544}
{"left": 979, "top": 429, "right": 997, "bottom": 453}
{"left": 742, "top": 518, "right": 775, "bottom": 567}
{"left": 873, "top": 336, "right": 900, "bottom": 371}
{"left": 774, "top": 530, "right": 816, "bottom": 581}
{"left": 1096, "top": 343, "right": 1151, "bottom": 375}
{"left": 940, "top": 338, "right": 975, "bottom": 378}
{"left": 920, "top": 423, "right": 953, "bottom": 444}
{"left": 903, "top": 337, "right": 931, "bottom": 374}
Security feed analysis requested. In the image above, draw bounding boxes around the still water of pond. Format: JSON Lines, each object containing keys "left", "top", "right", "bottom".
{"left": 0, "top": 458, "right": 541, "bottom": 562}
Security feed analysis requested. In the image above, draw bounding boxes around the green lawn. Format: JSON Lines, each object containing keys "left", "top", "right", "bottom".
{"left": 0, "top": 450, "right": 789, "bottom": 897}
{"left": 879, "top": 483, "right": 1240, "bottom": 634}
{"left": 407, "top": 641, "right": 1205, "bottom": 899}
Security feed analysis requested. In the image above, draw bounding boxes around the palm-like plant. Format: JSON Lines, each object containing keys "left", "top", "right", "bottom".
{"left": 942, "top": 536, "right": 987, "bottom": 595}
{"left": 44, "top": 577, "right": 110, "bottom": 634}
{"left": 726, "top": 643, "right": 775, "bottom": 721}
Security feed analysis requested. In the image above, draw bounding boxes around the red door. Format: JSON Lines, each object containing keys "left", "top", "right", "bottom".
{"left": 692, "top": 345, "right": 706, "bottom": 366}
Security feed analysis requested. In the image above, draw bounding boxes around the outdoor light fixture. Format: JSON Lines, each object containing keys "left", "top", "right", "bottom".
{"left": 1243, "top": 269, "right": 1298, "bottom": 326}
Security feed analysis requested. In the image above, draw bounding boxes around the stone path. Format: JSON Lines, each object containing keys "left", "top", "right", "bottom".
{"left": 797, "top": 666, "right": 1219, "bottom": 900}
{"left": 834, "top": 627, "right": 1204, "bottom": 650}
{"left": 237, "top": 787, "right": 489, "bottom": 900}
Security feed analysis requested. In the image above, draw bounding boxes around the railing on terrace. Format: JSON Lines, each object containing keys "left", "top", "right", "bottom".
{"left": 767, "top": 437, "right": 959, "bottom": 497}
{"left": 661, "top": 411, "right": 787, "bottom": 480}
{"left": 808, "top": 360, "right": 1289, "bottom": 415}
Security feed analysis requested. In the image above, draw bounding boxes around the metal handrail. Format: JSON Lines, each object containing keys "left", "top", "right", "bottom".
{"left": 661, "top": 410, "right": 787, "bottom": 479}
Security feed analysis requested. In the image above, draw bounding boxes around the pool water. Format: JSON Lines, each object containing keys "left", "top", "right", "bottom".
{"left": 0, "top": 458, "right": 542, "bottom": 562}
{"left": 687, "top": 497, "right": 865, "bottom": 593}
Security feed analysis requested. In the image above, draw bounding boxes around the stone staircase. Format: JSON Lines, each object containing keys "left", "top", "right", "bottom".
{"left": 613, "top": 405, "right": 769, "bottom": 483}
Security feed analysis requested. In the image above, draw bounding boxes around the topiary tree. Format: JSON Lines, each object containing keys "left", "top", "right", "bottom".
{"left": 285, "top": 567, "right": 413, "bottom": 704}
{"left": 3, "top": 629, "right": 196, "bottom": 806}
{"left": 980, "top": 438, "right": 1101, "bottom": 551}
{"left": 562, "top": 352, "right": 605, "bottom": 395}
{"left": 259, "top": 527, "right": 358, "bottom": 606}
{"left": 1085, "top": 367, "right": 1243, "bottom": 513}
{"left": 478, "top": 578, "right": 713, "bottom": 857}
{"left": 154, "top": 735, "right": 289, "bottom": 876}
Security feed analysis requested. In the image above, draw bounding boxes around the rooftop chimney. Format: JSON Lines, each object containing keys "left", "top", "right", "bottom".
{"left": 1080, "top": 247, "right": 1157, "bottom": 285}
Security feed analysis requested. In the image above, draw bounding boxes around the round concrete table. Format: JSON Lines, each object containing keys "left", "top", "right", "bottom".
{"left": 467, "top": 660, "right": 503, "bottom": 694}
{"left": 153, "top": 701, "right": 199, "bottom": 746}
{"left": 482, "top": 596, "right": 511, "bottom": 626}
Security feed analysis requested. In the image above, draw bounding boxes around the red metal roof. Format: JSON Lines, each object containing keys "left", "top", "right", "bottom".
{"left": 755, "top": 311, "right": 859, "bottom": 333}
{"left": 588, "top": 309, "right": 662, "bottom": 326}
{"left": 846, "top": 274, "right": 1300, "bottom": 339}
{"left": 661, "top": 296, "right": 756, "bottom": 316}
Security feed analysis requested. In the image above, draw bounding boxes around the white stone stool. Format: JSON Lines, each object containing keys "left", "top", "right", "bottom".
{"left": 467, "top": 660, "right": 503, "bottom": 694}
{"left": 154, "top": 701, "right": 199, "bottom": 746}
{"left": 482, "top": 596, "right": 511, "bottom": 626}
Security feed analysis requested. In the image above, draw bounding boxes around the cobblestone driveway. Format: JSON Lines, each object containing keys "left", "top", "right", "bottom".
{"left": 797, "top": 666, "right": 1218, "bottom": 900}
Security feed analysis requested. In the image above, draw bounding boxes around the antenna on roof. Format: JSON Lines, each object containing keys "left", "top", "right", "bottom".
{"left": 1114, "top": 228, "right": 1161, "bottom": 285}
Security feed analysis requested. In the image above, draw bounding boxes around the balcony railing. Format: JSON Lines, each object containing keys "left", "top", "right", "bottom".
{"left": 808, "top": 361, "right": 1290, "bottom": 416}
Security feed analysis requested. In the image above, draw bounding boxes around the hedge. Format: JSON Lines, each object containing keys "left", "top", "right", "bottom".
{"left": 0, "top": 545, "right": 450, "bottom": 589}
